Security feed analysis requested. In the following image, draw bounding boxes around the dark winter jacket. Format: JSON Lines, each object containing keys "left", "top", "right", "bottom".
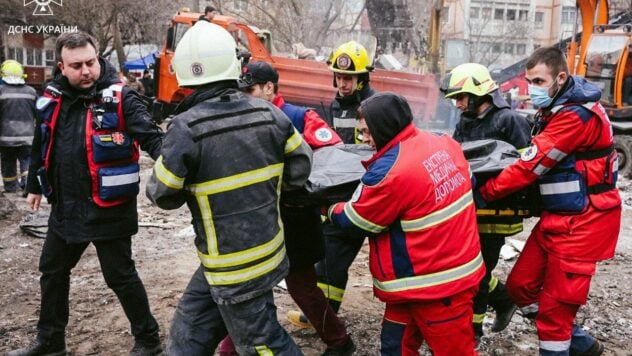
{"left": 0, "top": 83, "right": 37, "bottom": 147}
{"left": 26, "top": 58, "right": 163, "bottom": 243}
{"left": 329, "top": 84, "right": 376, "bottom": 144}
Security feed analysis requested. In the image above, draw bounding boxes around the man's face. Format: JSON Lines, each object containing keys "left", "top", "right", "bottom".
{"left": 335, "top": 73, "right": 357, "bottom": 97}
{"left": 206, "top": 11, "right": 217, "bottom": 21}
{"left": 244, "top": 82, "right": 275, "bottom": 102}
{"left": 525, "top": 63, "right": 565, "bottom": 97}
{"left": 453, "top": 93, "right": 469, "bottom": 112}
{"left": 58, "top": 44, "right": 100, "bottom": 90}
{"left": 358, "top": 118, "right": 375, "bottom": 149}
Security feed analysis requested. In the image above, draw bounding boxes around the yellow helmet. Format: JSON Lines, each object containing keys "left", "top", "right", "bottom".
{"left": 327, "top": 41, "right": 373, "bottom": 74}
{"left": 1, "top": 60, "right": 26, "bottom": 84}
{"left": 442, "top": 63, "right": 497, "bottom": 98}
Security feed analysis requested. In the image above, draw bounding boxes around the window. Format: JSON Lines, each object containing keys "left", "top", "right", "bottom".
{"left": 492, "top": 43, "right": 502, "bottom": 54}
{"left": 519, "top": 10, "right": 528, "bottom": 21}
{"left": 517, "top": 44, "right": 526, "bottom": 55}
{"left": 535, "top": 11, "right": 544, "bottom": 23}
{"left": 482, "top": 7, "right": 492, "bottom": 19}
{"left": 7, "top": 47, "right": 24, "bottom": 64}
{"left": 506, "top": 9, "right": 516, "bottom": 21}
{"left": 234, "top": 0, "right": 248, "bottom": 11}
{"left": 25, "top": 48, "right": 43, "bottom": 66}
{"left": 561, "top": 6, "right": 576, "bottom": 24}
{"left": 505, "top": 43, "right": 514, "bottom": 54}
{"left": 45, "top": 50, "right": 55, "bottom": 66}
{"left": 470, "top": 7, "right": 479, "bottom": 19}
{"left": 494, "top": 8, "right": 504, "bottom": 20}
{"left": 441, "top": 6, "right": 450, "bottom": 23}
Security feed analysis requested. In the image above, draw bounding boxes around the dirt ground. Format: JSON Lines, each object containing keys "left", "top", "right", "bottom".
{"left": 1, "top": 156, "right": 632, "bottom": 355}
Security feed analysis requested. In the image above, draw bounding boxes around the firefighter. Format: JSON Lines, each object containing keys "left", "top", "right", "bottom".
{"left": 442, "top": 62, "right": 531, "bottom": 342}
{"left": 329, "top": 92, "right": 484, "bottom": 355}
{"left": 146, "top": 22, "right": 312, "bottom": 355}
{"left": 0, "top": 60, "right": 37, "bottom": 193}
{"left": 289, "top": 40, "right": 378, "bottom": 329}
{"left": 476, "top": 47, "right": 618, "bottom": 355}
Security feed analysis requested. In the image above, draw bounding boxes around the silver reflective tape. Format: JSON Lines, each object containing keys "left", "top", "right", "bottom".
{"left": 533, "top": 164, "right": 550, "bottom": 176}
{"left": 333, "top": 117, "right": 357, "bottom": 128}
{"left": 539, "top": 180, "right": 580, "bottom": 195}
{"left": 0, "top": 136, "right": 33, "bottom": 142}
{"left": 102, "top": 172, "right": 139, "bottom": 187}
{"left": 520, "top": 303, "right": 539, "bottom": 314}
{"left": 539, "top": 339, "right": 571, "bottom": 352}
{"left": 546, "top": 148, "right": 567, "bottom": 162}
{"left": 0, "top": 93, "right": 36, "bottom": 100}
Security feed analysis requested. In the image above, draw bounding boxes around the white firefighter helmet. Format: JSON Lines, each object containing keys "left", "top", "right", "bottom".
{"left": 172, "top": 21, "right": 241, "bottom": 87}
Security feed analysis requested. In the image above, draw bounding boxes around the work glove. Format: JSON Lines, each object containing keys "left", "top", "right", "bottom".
{"left": 473, "top": 190, "right": 487, "bottom": 209}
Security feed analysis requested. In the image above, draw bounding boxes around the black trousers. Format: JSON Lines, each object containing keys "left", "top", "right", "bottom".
{"left": 0, "top": 146, "right": 30, "bottom": 191}
{"left": 473, "top": 234, "right": 514, "bottom": 320}
{"left": 37, "top": 229, "right": 159, "bottom": 345}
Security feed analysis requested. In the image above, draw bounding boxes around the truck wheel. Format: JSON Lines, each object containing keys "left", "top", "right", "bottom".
{"left": 614, "top": 135, "right": 632, "bottom": 178}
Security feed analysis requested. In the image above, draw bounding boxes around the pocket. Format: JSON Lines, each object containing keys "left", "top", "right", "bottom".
{"left": 538, "top": 213, "right": 573, "bottom": 235}
{"left": 101, "top": 111, "right": 119, "bottom": 129}
{"left": 550, "top": 259, "right": 595, "bottom": 305}
{"left": 98, "top": 163, "right": 139, "bottom": 201}
{"left": 538, "top": 171, "right": 587, "bottom": 212}
{"left": 92, "top": 132, "right": 133, "bottom": 163}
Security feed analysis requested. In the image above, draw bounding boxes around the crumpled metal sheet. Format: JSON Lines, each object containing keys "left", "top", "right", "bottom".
{"left": 19, "top": 211, "right": 49, "bottom": 239}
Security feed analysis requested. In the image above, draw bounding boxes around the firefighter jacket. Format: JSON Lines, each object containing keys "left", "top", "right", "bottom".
{"left": 25, "top": 59, "right": 163, "bottom": 243}
{"left": 146, "top": 83, "right": 313, "bottom": 304}
{"left": 328, "top": 93, "right": 484, "bottom": 303}
{"left": 0, "top": 82, "right": 37, "bottom": 147}
{"left": 480, "top": 76, "right": 621, "bottom": 261}
{"left": 328, "top": 85, "right": 376, "bottom": 144}
{"left": 273, "top": 94, "right": 342, "bottom": 149}
{"left": 453, "top": 89, "right": 532, "bottom": 236}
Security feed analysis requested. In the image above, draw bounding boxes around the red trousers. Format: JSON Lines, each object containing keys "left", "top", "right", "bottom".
{"left": 381, "top": 287, "right": 478, "bottom": 356}
{"left": 506, "top": 224, "right": 596, "bottom": 351}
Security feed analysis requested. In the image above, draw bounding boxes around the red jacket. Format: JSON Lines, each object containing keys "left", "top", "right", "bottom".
{"left": 273, "top": 94, "right": 342, "bottom": 149}
{"left": 480, "top": 77, "right": 621, "bottom": 261}
{"left": 329, "top": 124, "right": 484, "bottom": 303}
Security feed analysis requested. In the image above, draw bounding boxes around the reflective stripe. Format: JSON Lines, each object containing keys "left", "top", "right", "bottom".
{"left": 540, "top": 339, "right": 571, "bottom": 352}
{"left": 521, "top": 303, "right": 539, "bottom": 315}
{"left": 476, "top": 208, "right": 532, "bottom": 217}
{"left": 539, "top": 180, "right": 580, "bottom": 195}
{"left": 473, "top": 313, "right": 485, "bottom": 323}
{"left": 255, "top": 345, "right": 274, "bottom": 356}
{"left": 488, "top": 275, "right": 499, "bottom": 292}
{"left": 21, "top": 171, "right": 28, "bottom": 177}
{"left": 187, "top": 163, "right": 283, "bottom": 196}
{"left": 284, "top": 129, "right": 302, "bottom": 154}
{"left": 203, "top": 245, "right": 286, "bottom": 285}
{"left": 400, "top": 190, "right": 473, "bottom": 232}
{"left": 333, "top": 117, "right": 357, "bottom": 128}
{"left": 101, "top": 171, "right": 139, "bottom": 186}
{"left": 154, "top": 156, "right": 185, "bottom": 189}
{"left": 2, "top": 175, "right": 18, "bottom": 181}
{"left": 533, "top": 163, "right": 550, "bottom": 176}
{"left": 0, "top": 93, "right": 36, "bottom": 100}
{"left": 373, "top": 253, "right": 484, "bottom": 292}
{"left": 343, "top": 202, "right": 386, "bottom": 234}
{"left": 197, "top": 231, "right": 284, "bottom": 268}
{"left": 547, "top": 148, "right": 567, "bottom": 162}
{"left": 0, "top": 136, "right": 34, "bottom": 142}
{"left": 478, "top": 223, "right": 523, "bottom": 235}
{"left": 317, "top": 282, "right": 345, "bottom": 302}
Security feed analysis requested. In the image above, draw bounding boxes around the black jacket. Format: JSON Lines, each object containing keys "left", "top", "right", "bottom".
{"left": 452, "top": 90, "right": 531, "bottom": 150}
{"left": 0, "top": 83, "right": 37, "bottom": 147}
{"left": 329, "top": 84, "right": 376, "bottom": 144}
{"left": 26, "top": 59, "right": 163, "bottom": 243}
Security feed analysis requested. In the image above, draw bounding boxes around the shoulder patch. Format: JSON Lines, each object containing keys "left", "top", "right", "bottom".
{"left": 521, "top": 144, "right": 538, "bottom": 161}
{"left": 362, "top": 145, "right": 399, "bottom": 186}
{"left": 315, "top": 127, "right": 333, "bottom": 142}
{"left": 559, "top": 105, "right": 593, "bottom": 124}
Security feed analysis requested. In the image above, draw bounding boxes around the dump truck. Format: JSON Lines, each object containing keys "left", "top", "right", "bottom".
{"left": 151, "top": 10, "right": 440, "bottom": 125}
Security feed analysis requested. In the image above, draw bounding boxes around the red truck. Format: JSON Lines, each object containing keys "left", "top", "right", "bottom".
{"left": 152, "top": 10, "right": 439, "bottom": 124}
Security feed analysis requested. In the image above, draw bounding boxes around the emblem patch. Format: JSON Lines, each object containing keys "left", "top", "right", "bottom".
{"left": 521, "top": 145, "right": 538, "bottom": 161}
{"left": 191, "top": 62, "right": 204, "bottom": 77}
{"left": 336, "top": 54, "right": 352, "bottom": 70}
{"left": 111, "top": 132, "right": 125, "bottom": 145}
{"left": 315, "top": 128, "right": 333, "bottom": 142}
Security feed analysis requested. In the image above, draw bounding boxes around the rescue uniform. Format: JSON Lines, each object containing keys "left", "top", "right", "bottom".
{"left": 0, "top": 82, "right": 36, "bottom": 192}
{"left": 147, "top": 83, "right": 312, "bottom": 355}
{"left": 329, "top": 93, "right": 484, "bottom": 356}
{"left": 479, "top": 76, "right": 620, "bottom": 355}
{"left": 453, "top": 90, "right": 531, "bottom": 334}
{"left": 316, "top": 83, "right": 376, "bottom": 313}
{"left": 25, "top": 59, "right": 163, "bottom": 348}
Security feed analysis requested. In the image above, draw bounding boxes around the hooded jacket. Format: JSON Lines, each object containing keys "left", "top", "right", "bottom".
{"left": 329, "top": 92, "right": 484, "bottom": 302}
{"left": 146, "top": 81, "right": 312, "bottom": 304}
{"left": 480, "top": 76, "right": 621, "bottom": 261}
{"left": 329, "top": 84, "right": 376, "bottom": 144}
{"left": 0, "top": 82, "right": 37, "bottom": 147}
{"left": 26, "top": 58, "right": 163, "bottom": 243}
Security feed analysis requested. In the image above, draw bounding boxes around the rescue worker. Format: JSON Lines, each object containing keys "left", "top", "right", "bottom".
{"left": 9, "top": 32, "right": 163, "bottom": 356}
{"left": 146, "top": 22, "right": 312, "bottom": 355}
{"left": 328, "top": 92, "right": 484, "bottom": 355}
{"left": 0, "top": 60, "right": 37, "bottom": 193}
{"left": 476, "top": 47, "right": 618, "bottom": 355}
{"left": 442, "top": 62, "right": 530, "bottom": 342}
{"left": 289, "top": 40, "right": 378, "bottom": 329}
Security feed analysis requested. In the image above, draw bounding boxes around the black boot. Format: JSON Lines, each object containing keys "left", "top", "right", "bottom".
{"left": 570, "top": 339, "right": 604, "bottom": 356}
{"left": 473, "top": 322, "right": 484, "bottom": 347}
{"left": 7, "top": 336, "right": 67, "bottom": 356}
{"left": 491, "top": 304, "right": 517, "bottom": 332}
{"left": 322, "top": 337, "right": 355, "bottom": 356}
{"left": 129, "top": 341, "right": 163, "bottom": 356}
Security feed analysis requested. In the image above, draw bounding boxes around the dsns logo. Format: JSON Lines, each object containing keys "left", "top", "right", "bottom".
{"left": 24, "top": 0, "right": 63, "bottom": 16}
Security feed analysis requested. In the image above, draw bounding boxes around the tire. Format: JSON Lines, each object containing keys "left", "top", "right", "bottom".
{"left": 614, "top": 135, "right": 632, "bottom": 178}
